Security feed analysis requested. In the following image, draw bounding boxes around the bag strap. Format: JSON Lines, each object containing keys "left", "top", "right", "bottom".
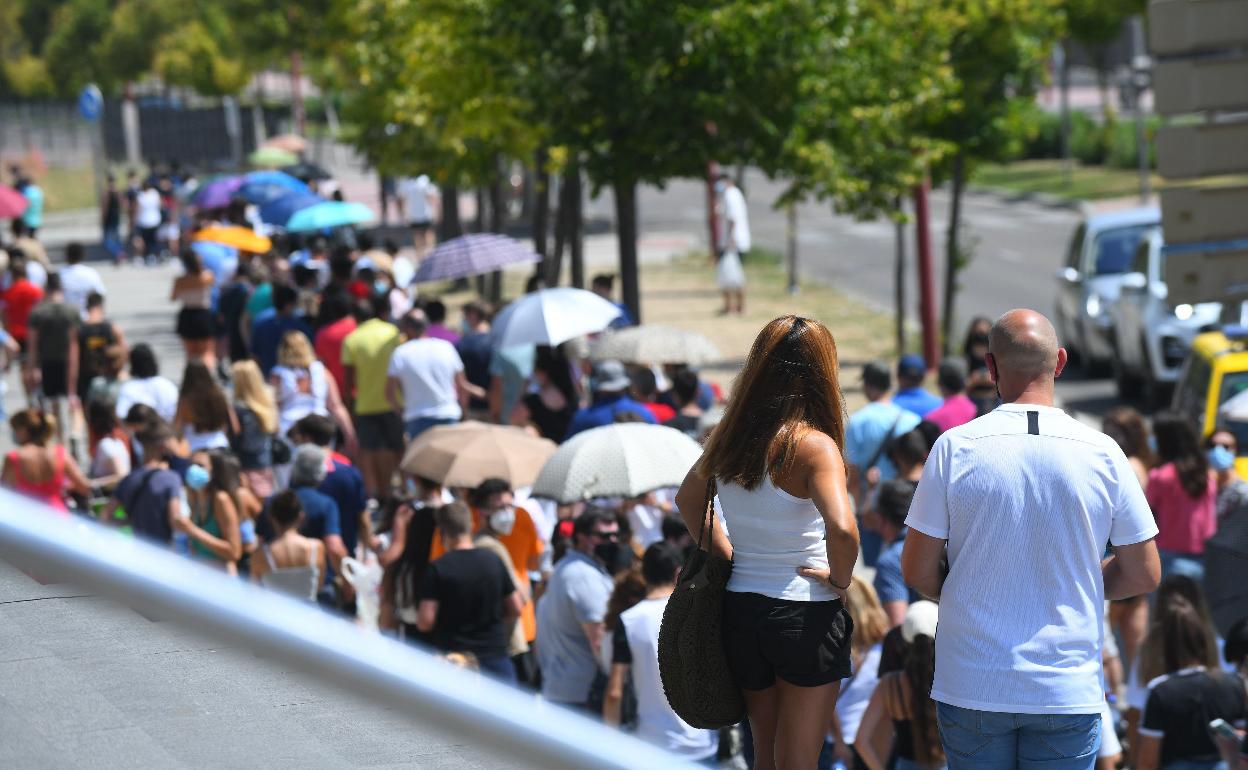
{"left": 697, "top": 477, "right": 718, "bottom": 551}
{"left": 867, "top": 411, "right": 904, "bottom": 473}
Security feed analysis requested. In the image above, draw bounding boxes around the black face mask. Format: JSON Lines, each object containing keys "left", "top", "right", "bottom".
{"left": 594, "top": 541, "right": 630, "bottom": 575}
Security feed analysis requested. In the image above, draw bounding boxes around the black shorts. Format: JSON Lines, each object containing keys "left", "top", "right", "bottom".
{"left": 723, "top": 592, "right": 853, "bottom": 690}
{"left": 41, "top": 359, "right": 70, "bottom": 399}
{"left": 354, "top": 412, "right": 405, "bottom": 453}
{"left": 176, "top": 307, "right": 216, "bottom": 341}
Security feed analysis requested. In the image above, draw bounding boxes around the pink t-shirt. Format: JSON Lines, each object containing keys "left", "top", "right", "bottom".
{"left": 1145, "top": 462, "right": 1216, "bottom": 555}
{"left": 926, "top": 394, "right": 978, "bottom": 433}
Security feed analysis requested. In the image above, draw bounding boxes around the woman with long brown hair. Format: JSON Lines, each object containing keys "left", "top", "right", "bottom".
{"left": 174, "top": 360, "right": 237, "bottom": 452}
{"left": 855, "top": 602, "right": 944, "bottom": 770}
{"left": 676, "top": 315, "right": 860, "bottom": 770}
{"left": 830, "top": 577, "right": 892, "bottom": 770}
{"left": 1103, "top": 405, "right": 1155, "bottom": 675}
{"left": 1147, "top": 411, "right": 1216, "bottom": 581}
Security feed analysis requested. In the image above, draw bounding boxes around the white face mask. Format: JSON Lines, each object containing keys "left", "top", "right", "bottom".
{"left": 489, "top": 507, "right": 517, "bottom": 536}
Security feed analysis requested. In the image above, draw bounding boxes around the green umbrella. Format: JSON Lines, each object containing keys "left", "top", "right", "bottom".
{"left": 249, "top": 146, "right": 298, "bottom": 168}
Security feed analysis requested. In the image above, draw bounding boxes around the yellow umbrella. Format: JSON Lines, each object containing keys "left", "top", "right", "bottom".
{"left": 193, "top": 226, "right": 272, "bottom": 254}
{"left": 400, "top": 421, "right": 557, "bottom": 489}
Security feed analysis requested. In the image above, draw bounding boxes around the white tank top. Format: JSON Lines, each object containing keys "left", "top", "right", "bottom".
{"left": 273, "top": 362, "right": 329, "bottom": 434}
{"left": 716, "top": 474, "right": 837, "bottom": 601}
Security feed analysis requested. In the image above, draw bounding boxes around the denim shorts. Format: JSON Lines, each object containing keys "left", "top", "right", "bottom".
{"left": 723, "top": 591, "right": 853, "bottom": 689}
{"left": 936, "top": 702, "right": 1100, "bottom": 769}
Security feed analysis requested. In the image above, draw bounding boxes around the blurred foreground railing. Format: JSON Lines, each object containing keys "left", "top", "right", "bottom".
{"left": 0, "top": 491, "right": 697, "bottom": 770}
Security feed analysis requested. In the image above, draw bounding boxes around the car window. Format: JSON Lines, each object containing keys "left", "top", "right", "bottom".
{"left": 1174, "top": 354, "right": 1212, "bottom": 428}
{"left": 1065, "top": 224, "right": 1086, "bottom": 270}
{"left": 1091, "top": 225, "right": 1152, "bottom": 276}
{"left": 1219, "top": 371, "right": 1248, "bottom": 453}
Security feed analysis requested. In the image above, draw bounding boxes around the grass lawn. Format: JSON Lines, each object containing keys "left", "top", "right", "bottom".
{"left": 973, "top": 159, "right": 1160, "bottom": 201}
{"left": 36, "top": 165, "right": 100, "bottom": 213}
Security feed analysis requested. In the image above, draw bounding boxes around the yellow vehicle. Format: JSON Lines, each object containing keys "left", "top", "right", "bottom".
{"left": 1173, "top": 327, "right": 1248, "bottom": 477}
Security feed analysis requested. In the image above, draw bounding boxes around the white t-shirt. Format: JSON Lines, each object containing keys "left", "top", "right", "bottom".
{"left": 24, "top": 260, "right": 47, "bottom": 289}
{"left": 60, "top": 264, "right": 107, "bottom": 315}
{"left": 618, "top": 598, "right": 718, "bottom": 760}
{"left": 721, "top": 185, "right": 751, "bottom": 253}
{"left": 835, "top": 642, "right": 883, "bottom": 745}
{"left": 135, "top": 189, "right": 163, "bottom": 229}
{"left": 272, "top": 362, "right": 329, "bottom": 434}
{"left": 114, "top": 376, "right": 180, "bottom": 423}
{"left": 905, "top": 403, "right": 1158, "bottom": 715}
{"left": 89, "top": 436, "right": 132, "bottom": 479}
{"left": 387, "top": 337, "right": 464, "bottom": 421}
{"left": 399, "top": 175, "right": 438, "bottom": 224}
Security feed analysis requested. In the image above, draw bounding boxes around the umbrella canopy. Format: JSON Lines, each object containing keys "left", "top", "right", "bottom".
{"left": 262, "top": 134, "right": 308, "bottom": 154}
{"left": 356, "top": 249, "right": 395, "bottom": 276}
{"left": 286, "top": 201, "right": 374, "bottom": 232}
{"left": 281, "top": 161, "right": 333, "bottom": 181}
{"left": 531, "top": 423, "right": 703, "bottom": 503}
{"left": 259, "top": 192, "right": 322, "bottom": 226}
{"left": 413, "top": 233, "right": 541, "bottom": 283}
{"left": 590, "top": 325, "right": 720, "bottom": 365}
{"left": 0, "top": 185, "right": 30, "bottom": 219}
{"left": 238, "top": 171, "right": 310, "bottom": 205}
{"left": 192, "top": 225, "right": 272, "bottom": 254}
{"left": 249, "top": 147, "right": 298, "bottom": 168}
{"left": 1204, "top": 504, "right": 1248, "bottom": 636}
{"left": 192, "top": 175, "right": 244, "bottom": 209}
{"left": 491, "top": 287, "right": 621, "bottom": 348}
{"left": 400, "top": 421, "right": 557, "bottom": 489}
{"left": 190, "top": 241, "right": 239, "bottom": 285}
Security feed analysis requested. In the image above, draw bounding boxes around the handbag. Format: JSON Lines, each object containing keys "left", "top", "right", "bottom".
{"left": 657, "top": 477, "right": 746, "bottom": 729}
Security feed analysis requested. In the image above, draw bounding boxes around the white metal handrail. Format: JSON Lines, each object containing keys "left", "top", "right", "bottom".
{"left": 0, "top": 491, "right": 701, "bottom": 770}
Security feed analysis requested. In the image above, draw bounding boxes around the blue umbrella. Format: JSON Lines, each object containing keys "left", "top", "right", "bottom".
{"left": 259, "top": 191, "right": 322, "bottom": 226}
{"left": 238, "top": 171, "right": 309, "bottom": 205}
{"left": 286, "top": 201, "right": 375, "bottom": 232}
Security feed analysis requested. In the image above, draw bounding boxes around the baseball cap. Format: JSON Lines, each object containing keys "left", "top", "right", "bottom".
{"left": 898, "top": 354, "right": 927, "bottom": 381}
{"left": 591, "top": 360, "right": 631, "bottom": 393}
{"left": 902, "top": 600, "right": 939, "bottom": 643}
{"left": 861, "top": 361, "right": 891, "bottom": 392}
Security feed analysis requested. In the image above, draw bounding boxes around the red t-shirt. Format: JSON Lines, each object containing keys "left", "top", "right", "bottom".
{"left": 3, "top": 279, "right": 44, "bottom": 343}
{"left": 314, "top": 315, "right": 357, "bottom": 396}
{"left": 643, "top": 402, "right": 676, "bottom": 423}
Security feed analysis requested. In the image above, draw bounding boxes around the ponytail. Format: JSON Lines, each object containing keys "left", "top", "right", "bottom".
{"left": 10, "top": 408, "right": 56, "bottom": 446}
{"left": 904, "top": 634, "right": 943, "bottom": 768}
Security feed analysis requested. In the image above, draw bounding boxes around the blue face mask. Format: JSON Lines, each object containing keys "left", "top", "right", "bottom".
{"left": 185, "top": 464, "right": 211, "bottom": 491}
{"left": 374, "top": 280, "right": 390, "bottom": 296}
{"left": 1208, "top": 445, "right": 1236, "bottom": 472}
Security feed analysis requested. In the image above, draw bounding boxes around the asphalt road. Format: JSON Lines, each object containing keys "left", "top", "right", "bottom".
{"left": 585, "top": 171, "right": 1121, "bottom": 421}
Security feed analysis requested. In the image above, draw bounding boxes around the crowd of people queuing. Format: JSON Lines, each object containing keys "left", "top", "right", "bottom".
{"left": 3, "top": 159, "right": 1248, "bottom": 768}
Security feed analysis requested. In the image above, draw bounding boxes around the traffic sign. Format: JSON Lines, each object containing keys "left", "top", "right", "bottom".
{"left": 78, "top": 84, "right": 103, "bottom": 122}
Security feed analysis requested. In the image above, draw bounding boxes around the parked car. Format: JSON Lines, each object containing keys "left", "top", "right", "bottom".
{"left": 1172, "top": 327, "right": 1248, "bottom": 478}
{"left": 1109, "top": 227, "right": 1221, "bottom": 405}
{"left": 1054, "top": 206, "right": 1160, "bottom": 373}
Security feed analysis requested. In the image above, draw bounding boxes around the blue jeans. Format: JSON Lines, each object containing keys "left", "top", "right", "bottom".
{"left": 1158, "top": 549, "right": 1205, "bottom": 582}
{"left": 476, "top": 654, "right": 517, "bottom": 684}
{"left": 936, "top": 703, "right": 1100, "bottom": 769}
{"left": 404, "top": 416, "right": 457, "bottom": 440}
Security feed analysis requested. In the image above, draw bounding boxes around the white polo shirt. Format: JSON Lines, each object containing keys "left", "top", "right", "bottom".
{"left": 905, "top": 403, "right": 1157, "bottom": 715}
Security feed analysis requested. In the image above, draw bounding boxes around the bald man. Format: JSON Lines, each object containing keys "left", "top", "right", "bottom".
{"left": 900, "top": 309, "right": 1160, "bottom": 769}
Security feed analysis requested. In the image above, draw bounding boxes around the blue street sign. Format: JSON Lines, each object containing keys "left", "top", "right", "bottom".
{"left": 78, "top": 84, "right": 103, "bottom": 122}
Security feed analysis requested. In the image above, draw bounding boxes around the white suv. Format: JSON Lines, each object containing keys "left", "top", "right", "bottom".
{"left": 1110, "top": 227, "right": 1222, "bottom": 406}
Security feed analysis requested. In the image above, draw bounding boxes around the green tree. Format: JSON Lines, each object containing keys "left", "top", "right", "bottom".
{"left": 1065, "top": 0, "right": 1145, "bottom": 115}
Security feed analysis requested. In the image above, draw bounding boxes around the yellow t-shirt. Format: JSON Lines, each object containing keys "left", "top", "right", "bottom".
{"left": 340, "top": 318, "right": 400, "bottom": 416}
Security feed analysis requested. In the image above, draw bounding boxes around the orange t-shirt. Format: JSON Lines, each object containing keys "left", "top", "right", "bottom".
{"left": 429, "top": 505, "right": 545, "bottom": 642}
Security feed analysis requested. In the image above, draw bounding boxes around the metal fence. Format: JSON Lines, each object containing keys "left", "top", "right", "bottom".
{"left": 0, "top": 491, "right": 697, "bottom": 770}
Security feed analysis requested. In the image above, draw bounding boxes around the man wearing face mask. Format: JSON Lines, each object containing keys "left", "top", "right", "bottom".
{"left": 536, "top": 507, "right": 621, "bottom": 710}
{"left": 473, "top": 495, "right": 534, "bottom": 684}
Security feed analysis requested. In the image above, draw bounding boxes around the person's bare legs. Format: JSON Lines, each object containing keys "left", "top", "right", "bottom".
{"left": 719, "top": 291, "right": 733, "bottom": 315}
{"left": 773, "top": 679, "right": 841, "bottom": 770}
{"left": 743, "top": 687, "right": 780, "bottom": 770}
{"left": 1110, "top": 596, "right": 1148, "bottom": 670}
{"left": 733, "top": 289, "right": 745, "bottom": 314}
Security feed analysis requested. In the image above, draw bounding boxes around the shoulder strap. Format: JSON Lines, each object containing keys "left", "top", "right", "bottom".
{"left": 261, "top": 543, "right": 277, "bottom": 571}
{"left": 308, "top": 540, "right": 319, "bottom": 568}
{"left": 867, "top": 411, "right": 904, "bottom": 471}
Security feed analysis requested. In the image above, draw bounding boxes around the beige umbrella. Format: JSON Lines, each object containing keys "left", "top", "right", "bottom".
{"left": 400, "top": 421, "right": 557, "bottom": 489}
{"left": 590, "top": 325, "right": 720, "bottom": 365}
{"left": 262, "top": 133, "right": 309, "bottom": 154}
{"left": 357, "top": 249, "right": 395, "bottom": 275}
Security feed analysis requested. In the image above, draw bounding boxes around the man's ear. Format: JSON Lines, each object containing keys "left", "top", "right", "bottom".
{"left": 985, "top": 352, "right": 998, "bottom": 383}
{"left": 1055, "top": 348, "right": 1068, "bottom": 379}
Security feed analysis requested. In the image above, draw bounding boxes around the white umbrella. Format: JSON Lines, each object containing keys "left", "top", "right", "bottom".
{"left": 531, "top": 423, "right": 703, "bottom": 503}
{"left": 590, "top": 325, "right": 721, "bottom": 365}
{"left": 491, "top": 288, "right": 622, "bottom": 348}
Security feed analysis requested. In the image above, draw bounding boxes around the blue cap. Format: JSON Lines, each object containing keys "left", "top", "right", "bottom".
{"left": 898, "top": 354, "right": 927, "bottom": 380}
{"left": 1208, "top": 445, "right": 1236, "bottom": 472}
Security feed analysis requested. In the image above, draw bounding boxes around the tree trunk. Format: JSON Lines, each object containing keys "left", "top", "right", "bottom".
{"left": 1059, "top": 44, "right": 1072, "bottom": 188}
{"left": 533, "top": 146, "right": 550, "bottom": 260}
{"left": 942, "top": 152, "right": 967, "bottom": 355}
{"left": 290, "top": 51, "right": 305, "bottom": 136}
{"left": 568, "top": 158, "right": 585, "bottom": 290}
{"left": 487, "top": 165, "right": 505, "bottom": 303}
{"left": 614, "top": 179, "right": 641, "bottom": 325}
{"left": 894, "top": 197, "right": 907, "bottom": 357}
{"left": 440, "top": 184, "right": 463, "bottom": 241}
{"left": 547, "top": 173, "right": 569, "bottom": 286}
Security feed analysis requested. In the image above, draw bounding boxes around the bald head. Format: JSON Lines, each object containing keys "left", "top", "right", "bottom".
{"left": 990, "top": 309, "right": 1060, "bottom": 382}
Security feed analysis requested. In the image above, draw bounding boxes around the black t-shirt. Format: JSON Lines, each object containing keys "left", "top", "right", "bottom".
{"left": 612, "top": 623, "right": 633, "bottom": 664}
{"left": 456, "top": 332, "right": 492, "bottom": 410}
{"left": 417, "top": 548, "right": 515, "bottom": 658}
{"left": 1141, "top": 667, "right": 1247, "bottom": 764}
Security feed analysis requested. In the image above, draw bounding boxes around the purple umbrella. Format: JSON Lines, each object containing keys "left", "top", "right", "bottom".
{"left": 193, "top": 176, "right": 244, "bottom": 209}
{"left": 413, "top": 234, "right": 542, "bottom": 283}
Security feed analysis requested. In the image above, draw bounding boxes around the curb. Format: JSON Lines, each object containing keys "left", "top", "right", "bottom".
{"left": 966, "top": 184, "right": 1085, "bottom": 212}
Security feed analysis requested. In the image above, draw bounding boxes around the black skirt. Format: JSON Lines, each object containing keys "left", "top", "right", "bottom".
{"left": 176, "top": 307, "right": 216, "bottom": 340}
